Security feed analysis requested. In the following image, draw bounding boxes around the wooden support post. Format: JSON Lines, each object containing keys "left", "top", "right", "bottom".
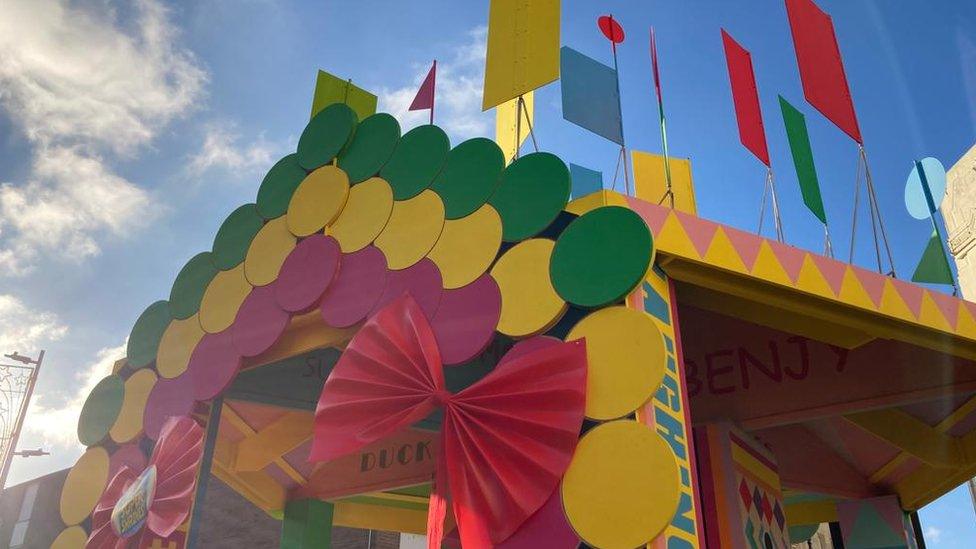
{"left": 281, "top": 499, "right": 334, "bottom": 549}
{"left": 186, "top": 397, "right": 223, "bottom": 549}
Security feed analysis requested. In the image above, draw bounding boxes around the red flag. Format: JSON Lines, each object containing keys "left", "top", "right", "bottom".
{"left": 722, "top": 29, "right": 770, "bottom": 167}
{"left": 785, "top": 0, "right": 862, "bottom": 143}
{"left": 409, "top": 60, "right": 437, "bottom": 114}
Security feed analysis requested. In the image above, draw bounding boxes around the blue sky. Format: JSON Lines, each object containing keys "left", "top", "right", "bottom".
{"left": 1, "top": 0, "right": 975, "bottom": 545}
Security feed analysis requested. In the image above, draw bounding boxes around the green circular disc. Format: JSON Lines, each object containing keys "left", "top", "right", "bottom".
{"left": 337, "top": 113, "right": 400, "bottom": 184}
{"left": 297, "top": 103, "right": 357, "bottom": 170}
{"left": 430, "top": 137, "right": 505, "bottom": 219}
{"left": 77, "top": 375, "right": 125, "bottom": 446}
{"left": 169, "top": 252, "right": 219, "bottom": 319}
{"left": 551, "top": 206, "right": 653, "bottom": 308}
{"left": 212, "top": 204, "right": 264, "bottom": 270}
{"left": 489, "top": 152, "right": 570, "bottom": 242}
{"left": 379, "top": 124, "right": 450, "bottom": 200}
{"left": 256, "top": 154, "right": 307, "bottom": 220}
{"left": 126, "top": 300, "right": 171, "bottom": 369}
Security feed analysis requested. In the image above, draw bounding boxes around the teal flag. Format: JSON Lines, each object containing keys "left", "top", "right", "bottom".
{"left": 560, "top": 47, "right": 624, "bottom": 145}
{"left": 911, "top": 229, "right": 954, "bottom": 285}
{"left": 569, "top": 163, "right": 603, "bottom": 198}
{"left": 779, "top": 96, "right": 826, "bottom": 224}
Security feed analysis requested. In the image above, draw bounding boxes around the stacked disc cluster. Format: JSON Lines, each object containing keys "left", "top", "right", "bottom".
{"left": 61, "top": 102, "right": 680, "bottom": 547}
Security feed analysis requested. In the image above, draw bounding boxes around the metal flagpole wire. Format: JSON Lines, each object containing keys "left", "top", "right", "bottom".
{"left": 848, "top": 150, "right": 863, "bottom": 264}
{"left": 758, "top": 172, "right": 770, "bottom": 237}
{"left": 513, "top": 95, "right": 523, "bottom": 163}
{"left": 768, "top": 166, "right": 785, "bottom": 242}
{"left": 650, "top": 27, "right": 675, "bottom": 208}
{"left": 862, "top": 144, "right": 896, "bottom": 276}
{"left": 520, "top": 95, "right": 539, "bottom": 153}
{"left": 823, "top": 222, "right": 835, "bottom": 258}
{"left": 608, "top": 15, "right": 631, "bottom": 196}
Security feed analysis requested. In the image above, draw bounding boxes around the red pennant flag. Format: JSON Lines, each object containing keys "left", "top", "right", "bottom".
{"left": 722, "top": 29, "right": 770, "bottom": 167}
{"left": 785, "top": 0, "right": 862, "bottom": 143}
{"left": 650, "top": 28, "right": 663, "bottom": 106}
{"left": 409, "top": 60, "right": 437, "bottom": 119}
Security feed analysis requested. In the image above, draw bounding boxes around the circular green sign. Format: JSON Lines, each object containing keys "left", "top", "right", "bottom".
{"left": 380, "top": 124, "right": 450, "bottom": 200}
{"left": 297, "top": 103, "right": 357, "bottom": 170}
{"left": 489, "top": 152, "right": 570, "bottom": 242}
{"left": 551, "top": 206, "right": 653, "bottom": 308}
{"left": 169, "top": 252, "right": 219, "bottom": 320}
{"left": 256, "top": 154, "right": 307, "bottom": 220}
{"left": 126, "top": 300, "right": 171, "bottom": 369}
{"left": 337, "top": 113, "right": 400, "bottom": 184}
{"left": 430, "top": 137, "right": 504, "bottom": 219}
{"left": 77, "top": 375, "right": 124, "bottom": 446}
{"left": 212, "top": 204, "right": 264, "bottom": 270}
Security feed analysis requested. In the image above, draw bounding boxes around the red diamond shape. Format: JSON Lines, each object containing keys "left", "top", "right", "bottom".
{"left": 760, "top": 493, "right": 773, "bottom": 523}
{"left": 739, "top": 479, "right": 753, "bottom": 510}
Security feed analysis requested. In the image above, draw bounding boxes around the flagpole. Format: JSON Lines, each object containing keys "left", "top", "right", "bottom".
{"left": 916, "top": 159, "right": 958, "bottom": 294}
{"left": 608, "top": 15, "right": 630, "bottom": 196}
{"left": 650, "top": 27, "right": 674, "bottom": 207}
{"left": 430, "top": 60, "right": 436, "bottom": 125}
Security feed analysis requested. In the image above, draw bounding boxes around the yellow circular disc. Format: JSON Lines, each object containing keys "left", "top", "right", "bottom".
{"left": 199, "top": 263, "right": 253, "bottom": 333}
{"left": 490, "top": 238, "right": 566, "bottom": 337}
{"left": 60, "top": 446, "right": 110, "bottom": 525}
{"left": 328, "top": 176, "right": 394, "bottom": 252}
{"left": 156, "top": 314, "right": 204, "bottom": 378}
{"left": 567, "top": 306, "right": 667, "bottom": 420}
{"left": 51, "top": 527, "right": 88, "bottom": 549}
{"left": 427, "top": 203, "right": 503, "bottom": 289}
{"left": 109, "top": 368, "right": 157, "bottom": 443}
{"left": 244, "top": 217, "right": 296, "bottom": 286}
{"left": 286, "top": 165, "right": 350, "bottom": 237}
{"left": 374, "top": 190, "right": 445, "bottom": 270}
{"left": 561, "top": 420, "right": 681, "bottom": 549}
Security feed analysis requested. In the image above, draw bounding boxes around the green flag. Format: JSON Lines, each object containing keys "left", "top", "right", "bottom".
{"left": 311, "top": 70, "right": 377, "bottom": 121}
{"left": 911, "top": 229, "right": 954, "bottom": 285}
{"left": 779, "top": 96, "right": 826, "bottom": 224}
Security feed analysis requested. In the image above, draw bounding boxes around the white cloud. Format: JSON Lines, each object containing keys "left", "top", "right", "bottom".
{"left": 924, "top": 525, "right": 942, "bottom": 543}
{"left": 187, "top": 122, "right": 279, "bottom": 177}
{"left": 0, "top": 0, "right": 206, "bottom": 275}
{"left": 24, "top": 341, "right": 124, "bottom": 448}
{"left": 378, "top": 26, "right": 492, "bottom": 142}
{"left": 0, "top": 294, "right": 67, "bottom": 352}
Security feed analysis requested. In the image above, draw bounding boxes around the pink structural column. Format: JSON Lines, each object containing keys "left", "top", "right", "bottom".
{"left": 631, "top": 266, "right": 705, "bottom": 548}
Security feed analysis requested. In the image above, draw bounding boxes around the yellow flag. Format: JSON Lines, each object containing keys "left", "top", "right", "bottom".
{"left": 495, "top": 92, "right": 534, "bottom": 164}
{"left": 482, "top": 0, "right": 560, "bottom": 110}
{"left": 632, "top": 150, "right": 698, "bottom": 215}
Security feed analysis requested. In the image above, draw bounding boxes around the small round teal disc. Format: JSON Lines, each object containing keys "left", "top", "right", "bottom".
{"left": 431, "top": 137, "right": 505, "bottom": 219}
{"left": 212, "top": 204, "right": 264, "bottom": 270}
{"left": 169, "top": 252, "right": 219, "bottom": 319}
{"left": 77, "top": 375, "right": 125, "bottom": 446}
{"left": 338, "top": 113, "right": 401, "bottom": 184}
{"left": 489, "top": 152, "right": 570, "bottom": 242}
{"left": 550, "top": 206, "right": 653, "bottom": 308}
{"left": 297, "top": 103, "right": 357, "bottom": 170}
{"left": 380, "top": 124, "right": 450, "bottom": 200}
{"left": 126, "top": 300, "right": 171, "bottom": 369}
{"left": 256, "top": 154, "right": 307, "bottom": 220}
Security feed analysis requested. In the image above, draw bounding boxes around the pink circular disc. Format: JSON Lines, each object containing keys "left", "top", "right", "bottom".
{"left": 320, "top": 246, "right": 388, "bottom": 327}
{"left": 233, "top": 284, "right": 291, "bottom": 357}
{"left": 499, "top": 335, "right": 563, "bottom": 365}
{"left": 109, "top": 444, "right": 147, "bottom": 480}
{"left": 186, "top": 329, "right": 243, "bottom": 401}
{"left": 275, "top": 235, "right": 341, "bottom": 313}
{"left": 431, "top": 274, "right": 501, "bottom": 365}
{"left": 371, "top": 258, "right": 443, "bottom": 320}
{"left": 497, "top": 487, "right": 579, "bottom": 549}
{"left": 143, "top": 374, "right": 196, "bottom": 440}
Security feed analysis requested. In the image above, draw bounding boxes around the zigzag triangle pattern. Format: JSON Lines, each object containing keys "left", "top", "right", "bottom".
{"left": 623, "top": 196, "right": 976, "bottom": 341}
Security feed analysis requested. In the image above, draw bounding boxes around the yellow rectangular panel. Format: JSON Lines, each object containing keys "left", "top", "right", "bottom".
{"left": 482, "top": 0, "right": 560, "bottom": 110}
{"left": 311, "top": 70, "right": 377, "bottom": 121}
{"left": 632, "top": 150, "right": 698, "bottom": 215}
{"left": 495, "top": 91, "right": 534, "bottom": 164}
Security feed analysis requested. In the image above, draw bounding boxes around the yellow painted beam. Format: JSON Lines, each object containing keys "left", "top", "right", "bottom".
{"left": 234, "top": 412, "right": 313, "bottom": 473}
{"left": 333, "top": 502, "right": 427, "bottom": 534}
{"left": 220, "top": 404, "right": 307, "bottom": 485}
{"left": 844, "top": 408, "right": 963, "bottom": 469}
{"left": 784, "top": 499, "right": 838, "bottom": 526}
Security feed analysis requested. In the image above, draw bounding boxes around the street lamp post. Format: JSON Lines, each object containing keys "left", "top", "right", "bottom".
{"left": 0, "top": 350, "right": 44, "bottom": 493}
